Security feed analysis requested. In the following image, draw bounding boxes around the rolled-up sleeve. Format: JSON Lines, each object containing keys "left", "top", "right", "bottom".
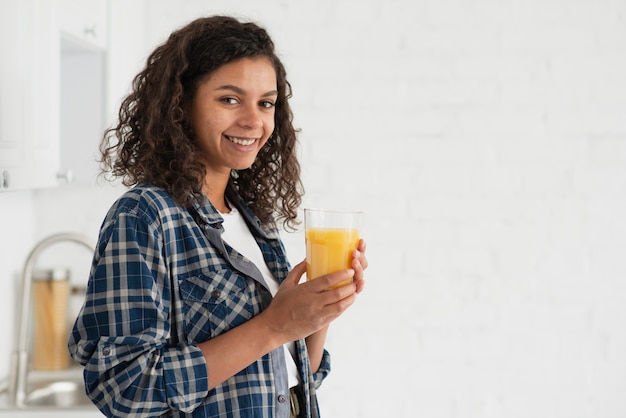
{"left": 311, "top": 348, "right": 331, "bottom": 389}
{"left": 68, "top": 208, "right": 208, "bottom": 417}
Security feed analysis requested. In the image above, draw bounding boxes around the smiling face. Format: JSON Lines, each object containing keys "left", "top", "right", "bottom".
{"left": 189, "top": 56, "right": 278, "bottom": 182}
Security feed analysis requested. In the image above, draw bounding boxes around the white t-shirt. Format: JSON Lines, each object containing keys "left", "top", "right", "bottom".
{"left": 220, "top": 206, "right": 300, "bottom": 388}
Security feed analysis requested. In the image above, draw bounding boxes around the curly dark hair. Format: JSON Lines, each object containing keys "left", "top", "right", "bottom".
{"left": 100, "top": 15, "right": 303, "bottom": 229}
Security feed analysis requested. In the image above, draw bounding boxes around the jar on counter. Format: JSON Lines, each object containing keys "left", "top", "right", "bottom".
{"left": 31, "top": 268, "right": 71, "bottom": 370}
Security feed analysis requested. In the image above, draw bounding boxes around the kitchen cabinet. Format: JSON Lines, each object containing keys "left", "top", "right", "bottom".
{"left": 59, "top": 37, "right": 107, "bottom": 185}
{"left": 58, "top": 0, "right": 148, "bottom": 185}
{"left": 0, "top": 0, "right": 61, "bottom": 191}
{"left": 59, "top": 0, "right": 108, "bottom": 51}
{"left": 0, "top": 0, "right": 150, "bottom": 191}
{"left": 58, "top": 0, "right": 109, "bottom": 185}
{"left": 0, "top": 0, "right": 111, "bottom": 191}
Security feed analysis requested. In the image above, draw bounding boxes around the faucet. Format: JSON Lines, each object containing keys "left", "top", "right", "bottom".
{"left": 8, "top": 233, "right": 94, "bottom": 407}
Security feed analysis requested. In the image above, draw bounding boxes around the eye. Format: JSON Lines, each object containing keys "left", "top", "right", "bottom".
{"left": 260, "top": 100, "right": 276, "bottom": 109}
{"left": 220, "top": 97, "right": 239, "bottom": 105}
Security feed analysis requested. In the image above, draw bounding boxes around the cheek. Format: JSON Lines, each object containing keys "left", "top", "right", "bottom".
{"left": 264, "top": 115, "right": 276, "bottom": 138}
{"left": 261, "top": 125, "right": 275, "bottom": 147}
{"left": 193, "top": 113, "right": 225, "bottom": 140}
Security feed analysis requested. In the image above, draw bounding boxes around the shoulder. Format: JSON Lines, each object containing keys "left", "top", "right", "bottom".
{"left": 104, "top": 184, "right": 187, "bottom": 228}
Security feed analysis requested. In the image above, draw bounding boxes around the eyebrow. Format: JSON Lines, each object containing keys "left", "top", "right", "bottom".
{"left": 215, "top": 84, "right": 278, "bottom": 97}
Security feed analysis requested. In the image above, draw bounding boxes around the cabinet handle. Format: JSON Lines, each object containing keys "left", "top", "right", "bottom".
{"left": 83, "top": 26, "right": 97, "bottom": 38}
{"left": 57, "top": 169, "right": 74, "bottom": 184}
{"left": 1, "top": 170, "right": 9, "bottom": 189}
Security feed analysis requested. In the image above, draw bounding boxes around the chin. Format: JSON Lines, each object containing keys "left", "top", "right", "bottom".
{"left": 233, "top": 161, "right": 256, "bottom": 171}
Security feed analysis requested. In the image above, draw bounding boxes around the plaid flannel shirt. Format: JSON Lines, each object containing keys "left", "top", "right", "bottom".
{"left": 68, "top": 184, "right": 330, "bottom": 417}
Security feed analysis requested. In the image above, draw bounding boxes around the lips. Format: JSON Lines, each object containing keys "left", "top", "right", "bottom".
{"left": 225, "top": 135, "right": 257, "bottom": 146}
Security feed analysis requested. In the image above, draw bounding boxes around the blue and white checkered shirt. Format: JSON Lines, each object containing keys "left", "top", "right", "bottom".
{"left": 68, "top": 184, "right": 330, "bottom": 417}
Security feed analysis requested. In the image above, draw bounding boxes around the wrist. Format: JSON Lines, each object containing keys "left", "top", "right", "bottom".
{"left": 255, "top": 309, "right": 290, "bottom": 349}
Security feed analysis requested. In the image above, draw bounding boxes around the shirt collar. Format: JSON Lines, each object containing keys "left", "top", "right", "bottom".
{"left": 190, "top": 184, "right": 279, "bottom": 241}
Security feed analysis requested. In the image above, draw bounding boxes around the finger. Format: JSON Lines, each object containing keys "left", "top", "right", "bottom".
{"left": 352, "top": 246, "right": 368, "bottom": 276}
{"left": 312, "top": 284, "right": 357, "bottom": 320}
{"left": 324, "top": 286, "right": 358, "bottom": 314}
{"left": 354, "top": 240, "right": 367, "bottom": 262}
{"left": 333, "top": 281, "right": 358, "bottom": 301}
{"left": 306, "top": 269, "right": 354, "bottom": 292}
{"left": 356, "top": 240, "right": 368, "bottom": 270}
{"left": 360, "top": 254, "right": 368, "bottom": 270}
{"left": 284, "top": 260, "right": 307, "bottom": 286}
{"left": 354, "top": 277, "right": 365, "bottom": 294}
{"left": 351, "top": 253, "right": 364, "bottom": 281}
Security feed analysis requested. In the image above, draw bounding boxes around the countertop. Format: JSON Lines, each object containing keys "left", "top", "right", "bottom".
{"left": 0, "top": 366, "right": 102, "bottom": 416}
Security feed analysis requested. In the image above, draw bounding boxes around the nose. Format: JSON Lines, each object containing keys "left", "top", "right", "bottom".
{"left": 238, "top": 104, "right": 263, "bottom": 130}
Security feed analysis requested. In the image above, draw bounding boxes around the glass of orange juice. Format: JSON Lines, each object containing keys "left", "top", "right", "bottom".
{"left": 304, "top": 208, "right": 363, "bottom": 289}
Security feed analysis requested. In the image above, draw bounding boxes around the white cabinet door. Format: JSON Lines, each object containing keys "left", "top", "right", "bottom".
{"left": 59, "top": 40, "right": 106, "bottom": 185}
{"left": 0, "top": 0, "right": 60, "bottom": 192}
{"left": 0, "top": 1, "right": 27, "bottom": 189}
{"left": 57, "top": 0, "right": 110, "bottom": 185}
{"left": 59, "top": 0, "right": 108, "bottom": 51}
{"left": 29, "top": 1, "right": 62, "bottom": 189}
{"left": 59, "top": 0, "right": 147, "bottom": 186}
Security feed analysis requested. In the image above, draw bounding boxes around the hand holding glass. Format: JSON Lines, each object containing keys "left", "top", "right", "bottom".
{"left": 304, "top": 209, "right": 363, "bottom": 289}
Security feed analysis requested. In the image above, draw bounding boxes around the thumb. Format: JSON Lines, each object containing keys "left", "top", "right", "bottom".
{"left": 284, "top": 259, "right": 307, "bottom": 286}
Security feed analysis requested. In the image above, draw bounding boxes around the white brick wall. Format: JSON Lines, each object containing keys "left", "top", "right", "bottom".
{"left": 1, "top": 0, "right": 624, "bottom": 416}
{"left": 217, "top": 1, "right": 624, "bottom": 416}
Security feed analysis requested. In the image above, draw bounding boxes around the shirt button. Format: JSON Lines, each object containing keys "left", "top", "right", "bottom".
{"left": 277, "top": 394, "right": 287, "bottom": 403}
{"left": 102, "top": 346, "right": 111, "bottom": 356}
{"left": 211, "top": 290, "right": 221, "bottom": 299}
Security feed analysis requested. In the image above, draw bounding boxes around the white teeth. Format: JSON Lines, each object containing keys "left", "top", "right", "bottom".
{"left": 227, "top": 136, "right": 255, "bottom": 146}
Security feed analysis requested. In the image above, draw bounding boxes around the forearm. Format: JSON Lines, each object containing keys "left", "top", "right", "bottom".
{"left": 196, "top": 310, "right": 285, "bottom": 390}
{"left": 305, "top": 325, "right": 329, "bottom": 373}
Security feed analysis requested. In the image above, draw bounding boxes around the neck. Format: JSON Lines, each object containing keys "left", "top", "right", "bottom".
{"left": 202, "top": 171, "right": 231, "bottom": 214}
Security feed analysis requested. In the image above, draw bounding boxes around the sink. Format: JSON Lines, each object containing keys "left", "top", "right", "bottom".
{"left": 5, "top": 233, "right": 97, "bottom": 412}
{"left": 0, "top": 367, "right": 97, "bottom": 411}
{"left": 25, "top": 380, "right": 92, "bottom": 408}
{"left": 0, "top": 378, "right": 99, "bottom": 415}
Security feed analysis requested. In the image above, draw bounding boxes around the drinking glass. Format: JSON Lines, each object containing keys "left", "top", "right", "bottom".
{"left": 304, "top": 208, "right": 363, "bottom": 289}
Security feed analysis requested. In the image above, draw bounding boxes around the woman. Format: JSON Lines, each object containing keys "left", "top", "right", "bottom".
{"left": 68, "top": 15, "right": 367, "bottom": 418}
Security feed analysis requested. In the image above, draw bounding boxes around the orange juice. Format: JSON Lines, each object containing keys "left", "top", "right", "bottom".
{"left": 305, "top": 228, "right": 360, "bottom": 289}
